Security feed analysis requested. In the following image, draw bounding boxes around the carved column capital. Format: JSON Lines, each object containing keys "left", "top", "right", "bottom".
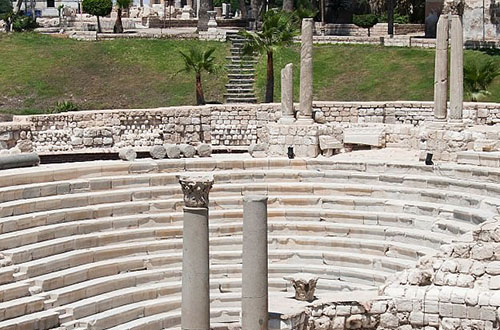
{"left": 442, "top": 0, "right": 463, "bottom": 16}
{"left": 178, "top": 175, "right": 214, "bottom": 208}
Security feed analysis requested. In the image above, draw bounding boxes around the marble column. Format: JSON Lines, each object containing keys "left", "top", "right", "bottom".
{"left": 179, "top": 175, "right": 214, "bottom": 330}
{"left": 242, "top": 195, "right": 269, "bottom": 330}
{"left": 280, "top": 63, "right": 294, "bottom": 123}
{"left": 449, "top": 14, "right": 463, "bottom": 121}
{"left": 298, "top": 18, "right": 313, "bottom": 121}
{"left": 433, "top": 14, "right": 448, "bottom": 121}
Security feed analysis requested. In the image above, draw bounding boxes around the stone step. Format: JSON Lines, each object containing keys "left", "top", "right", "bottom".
{"left": 225, "top": 88, "right": 254, "bottom": 94}
{"left": 225, "top": 83, "right": 254, "bottom": 88}
{"left": 225, "top": 98, "right": 258, "bottom": 103}
{"left": 0, "top": 295, "right": 45, "bottom": 321}
{"left": 59, "top": 276, "right": 370, "bottom": 323}
{"left": 228, "top": 79, "right": 255, "bottom": 84}
{"left": 224, "top": 93, "right": 256, "bottom": 99}
{"left": 227, "top": 73, "right": 255, "bottom": 79}
{"left": 226, "top": 68, "right": 256, "bottom": 73}
{"left": 225, "top": 56, "right": 257, "bottom": 63}
{"left": 0, "top": 310, "right": 59, "bottom": 330}
{"left": 226, "top": 64, "right": 255, "bottom": 69}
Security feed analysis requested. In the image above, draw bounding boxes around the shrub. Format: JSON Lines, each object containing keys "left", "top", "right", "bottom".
{"left": 353, "top": 14, "right": 378, "bottom": 36}
{"left": 82, "top": 0, "right": 112, "bottom": 32}
{"left": 377, "top": 12, "right": 409, "bottom": 24}
{"left": 48, "top": 101, "right": 79, "bottom": 114}
{"left": 464, "top": 59, "right": 499, "bottom": 102}
{"left": 12, "top": 15, "right": 38, "bottom": 32}
{"left": 0, "top": 0, "right": 12, "bottom": 16}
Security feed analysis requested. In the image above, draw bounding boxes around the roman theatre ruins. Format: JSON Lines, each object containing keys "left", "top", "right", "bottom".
{"left": 1, "top": 14, "right": 500, "bottom": 330}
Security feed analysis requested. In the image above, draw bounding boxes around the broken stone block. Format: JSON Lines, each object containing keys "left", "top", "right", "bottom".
{"left": 118, "top": 148, "right": 137, "bottom": 161}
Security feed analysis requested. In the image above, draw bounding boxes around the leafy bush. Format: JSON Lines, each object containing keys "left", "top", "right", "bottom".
{"left": 82, "top": 0, "right": 112, "bottom": 32}
{"left": 353, "top": 14, "right": 378, "bottom": 36}
{"left": 377, "top": 12, "right": 409, "bottom": 24}
{"left": 464, "top": 59, "right": 500, "bottom": 102}
{"left": 353, "top": 13, "right": 378, "bottom": 29}
{"left": 82, "top": 0, "right": 112, "bottom": 17}
{"left": 48, "top": 101, "right": 79, "bottom": 114}
{"left": 0, "top": 0, "right": 12, "bottom": 16}
{"left": 12, "top": 15, "right": 38, "bottom": 32}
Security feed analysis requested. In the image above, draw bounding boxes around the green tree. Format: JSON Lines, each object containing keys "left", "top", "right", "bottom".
{"left": 114, "top": 0, "right": 132, "bottom": 33}
{"left": 0, "top": 0, "right": 13, "bottom": 32}
{"left": 464, "top": 59, "right": 500, "bottom": 102}
{"left": 82, "top": 0, "right": 112, "bottom": 33}
{"left": 353, "top": 13, "right": 378, "bottom": 36}
{"left": 178, "top": 47, "right": 218, "bottom": 105}
{"left": 239, "top": 10, "right": 296, "bottom": 103}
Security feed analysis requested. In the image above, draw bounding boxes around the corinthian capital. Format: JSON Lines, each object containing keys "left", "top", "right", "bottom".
{"left": 178, "top": 175, "right": 214, "bottom": 208}
{"left": 442, "top": 0, "right": 463, "bottom": 16}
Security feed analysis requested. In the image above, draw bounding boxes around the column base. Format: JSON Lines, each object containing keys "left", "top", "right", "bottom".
{"left": 278, "top": 116, "right": 296, "bottom": 124}
{"left": 296, "top": 117, "right": 314, "bottom": 124}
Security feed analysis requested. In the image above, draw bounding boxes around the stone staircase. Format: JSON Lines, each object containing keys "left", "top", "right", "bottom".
{"left": 224, "top": 31, "right": 258, "bottom": 104}
{"left": 0, "top": 158, "right": 499, "bottom": 329}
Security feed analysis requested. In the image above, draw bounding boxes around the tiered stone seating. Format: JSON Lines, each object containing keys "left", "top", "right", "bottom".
{"left": 0, "top": 158, "right": 499, "bottom": 329}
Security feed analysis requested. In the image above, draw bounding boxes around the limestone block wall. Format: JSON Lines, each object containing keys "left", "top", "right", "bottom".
{"left": 0, "top": 122, "right": 32, "bottom": 152}
{"left": 286, "top": 220, "right": 500, "bottom": 330}
{"left": 5, "top": 101, "right": 500, "bottom": 154}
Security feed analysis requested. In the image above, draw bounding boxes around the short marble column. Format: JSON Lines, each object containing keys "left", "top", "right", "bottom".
{"left": 449, "top": 14, "right": 463, "bottom": 121}
{"left": 279, "top": 63, "right": 294, "bottom": 123}
{"left": 179, "top": 175, "right": 214, "bottom": 330}
{"left": 242, "top": 195, "right": 269, "bottom": 330}
{"left": 433, "top": 14, "right": 448, "bottom": 121}
{"left": 298, "top": 18, "right": 313, "bottom": 122}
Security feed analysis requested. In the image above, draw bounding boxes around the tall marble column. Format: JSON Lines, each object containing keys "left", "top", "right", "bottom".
{"left": 242, "top": 195, "right": 269, "bottom": 330}
{"left": 298, "top": 18, "right": 313, "bottom": 121}
{"left": 179, "top": 175, "right": 214, "bottom": 330}
{"left": 433, "top": 14, "right": 448, "bottom": 121}
{"left": 279, "top": 63, "right": 294, "bottom": 123}
{"left": 449, "top": 14, "right": 463, "bottom": 121}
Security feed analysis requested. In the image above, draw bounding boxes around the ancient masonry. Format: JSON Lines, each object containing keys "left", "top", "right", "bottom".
{"left": 2, "top": 17, "right": 500, "bottom": 330}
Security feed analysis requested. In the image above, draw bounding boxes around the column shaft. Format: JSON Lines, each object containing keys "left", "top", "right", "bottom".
{"left": 280, "top": 63, "right": 294, "bottom": 123}
{"left": 298, "top": 18, "right": 313, "bottom": 120}
{"left": 182, "top": 207, "right": 210, "bottom": 330}
{"left": 433, "top": 14, "right": 448, "bottom": 120}
{"left": 242, "top": 195, "right": 268, "bottom": 330}
{"left": 449, "top": 14, "right": 463, "bottom": 120}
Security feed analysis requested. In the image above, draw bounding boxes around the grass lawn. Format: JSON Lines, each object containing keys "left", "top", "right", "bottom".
{"left": 0, "top": 33, "right": 499, "bottom": 115}
{"left": 0, "top": 33, "right": 229, "bottom": 114}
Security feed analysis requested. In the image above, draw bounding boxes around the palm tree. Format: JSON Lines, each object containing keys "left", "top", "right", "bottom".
{"left": 179, "top": 47, "right": 218, "bottom": 105}
{"left": 114, "top": 0, "right": 132, "bottom": 33}
{"left": 464, "top": 59, "right": 499, "bottom": 102}
{"left": 239, "top": 10, "right": 296, "bottom": 103}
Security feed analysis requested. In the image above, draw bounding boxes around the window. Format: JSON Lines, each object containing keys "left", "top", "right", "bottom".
{"left": 47, "top": 0, "right": 55, "bottom": 7}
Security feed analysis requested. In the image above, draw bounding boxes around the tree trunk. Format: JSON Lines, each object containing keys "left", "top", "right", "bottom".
{"left": 15, "top": 0, "right": 23, "bottom": 12}
{"left": 282, "top": 0, "right": 293, "bottom": 12}
{"left": 195, "top": 73, "right": 206, "bottom": 105}
{"left": 97, "top": 15, "right": 102, "bottom": 33}
{"left": 250, "top": 0, "right": 260, "bottom": 30}
{"left": 239, "top": 0, "right": 247, "bottom": 19}
{"left": 114, "top": 8, "right": 124, "bottom": 33}
{"left": 387, "top": 0, "right": 394, "bottom": 35}
{"left": 265, "top": 50, "right": 274, "bottom": 103}
{"left": 197, "top": 0, "right": 213, "bottom": 31}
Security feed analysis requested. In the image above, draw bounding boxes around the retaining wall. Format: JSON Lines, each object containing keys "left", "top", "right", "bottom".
{"left": 4, "top": 101, "right": 500, "bottom": 154}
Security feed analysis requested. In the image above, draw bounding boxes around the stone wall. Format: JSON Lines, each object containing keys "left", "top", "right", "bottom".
{"left": 4, "top": 101, "right": 500, "bottom": 155}
{"left": 284, "top": 219, "right": 500, "bottom": 330}
{"left": 321, "top": 23, "right": 425, "bottom": 37}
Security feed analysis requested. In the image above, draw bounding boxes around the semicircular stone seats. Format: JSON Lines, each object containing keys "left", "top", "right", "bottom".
{"left": 0, "top": 157, "right": 499, "bottom": 330}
